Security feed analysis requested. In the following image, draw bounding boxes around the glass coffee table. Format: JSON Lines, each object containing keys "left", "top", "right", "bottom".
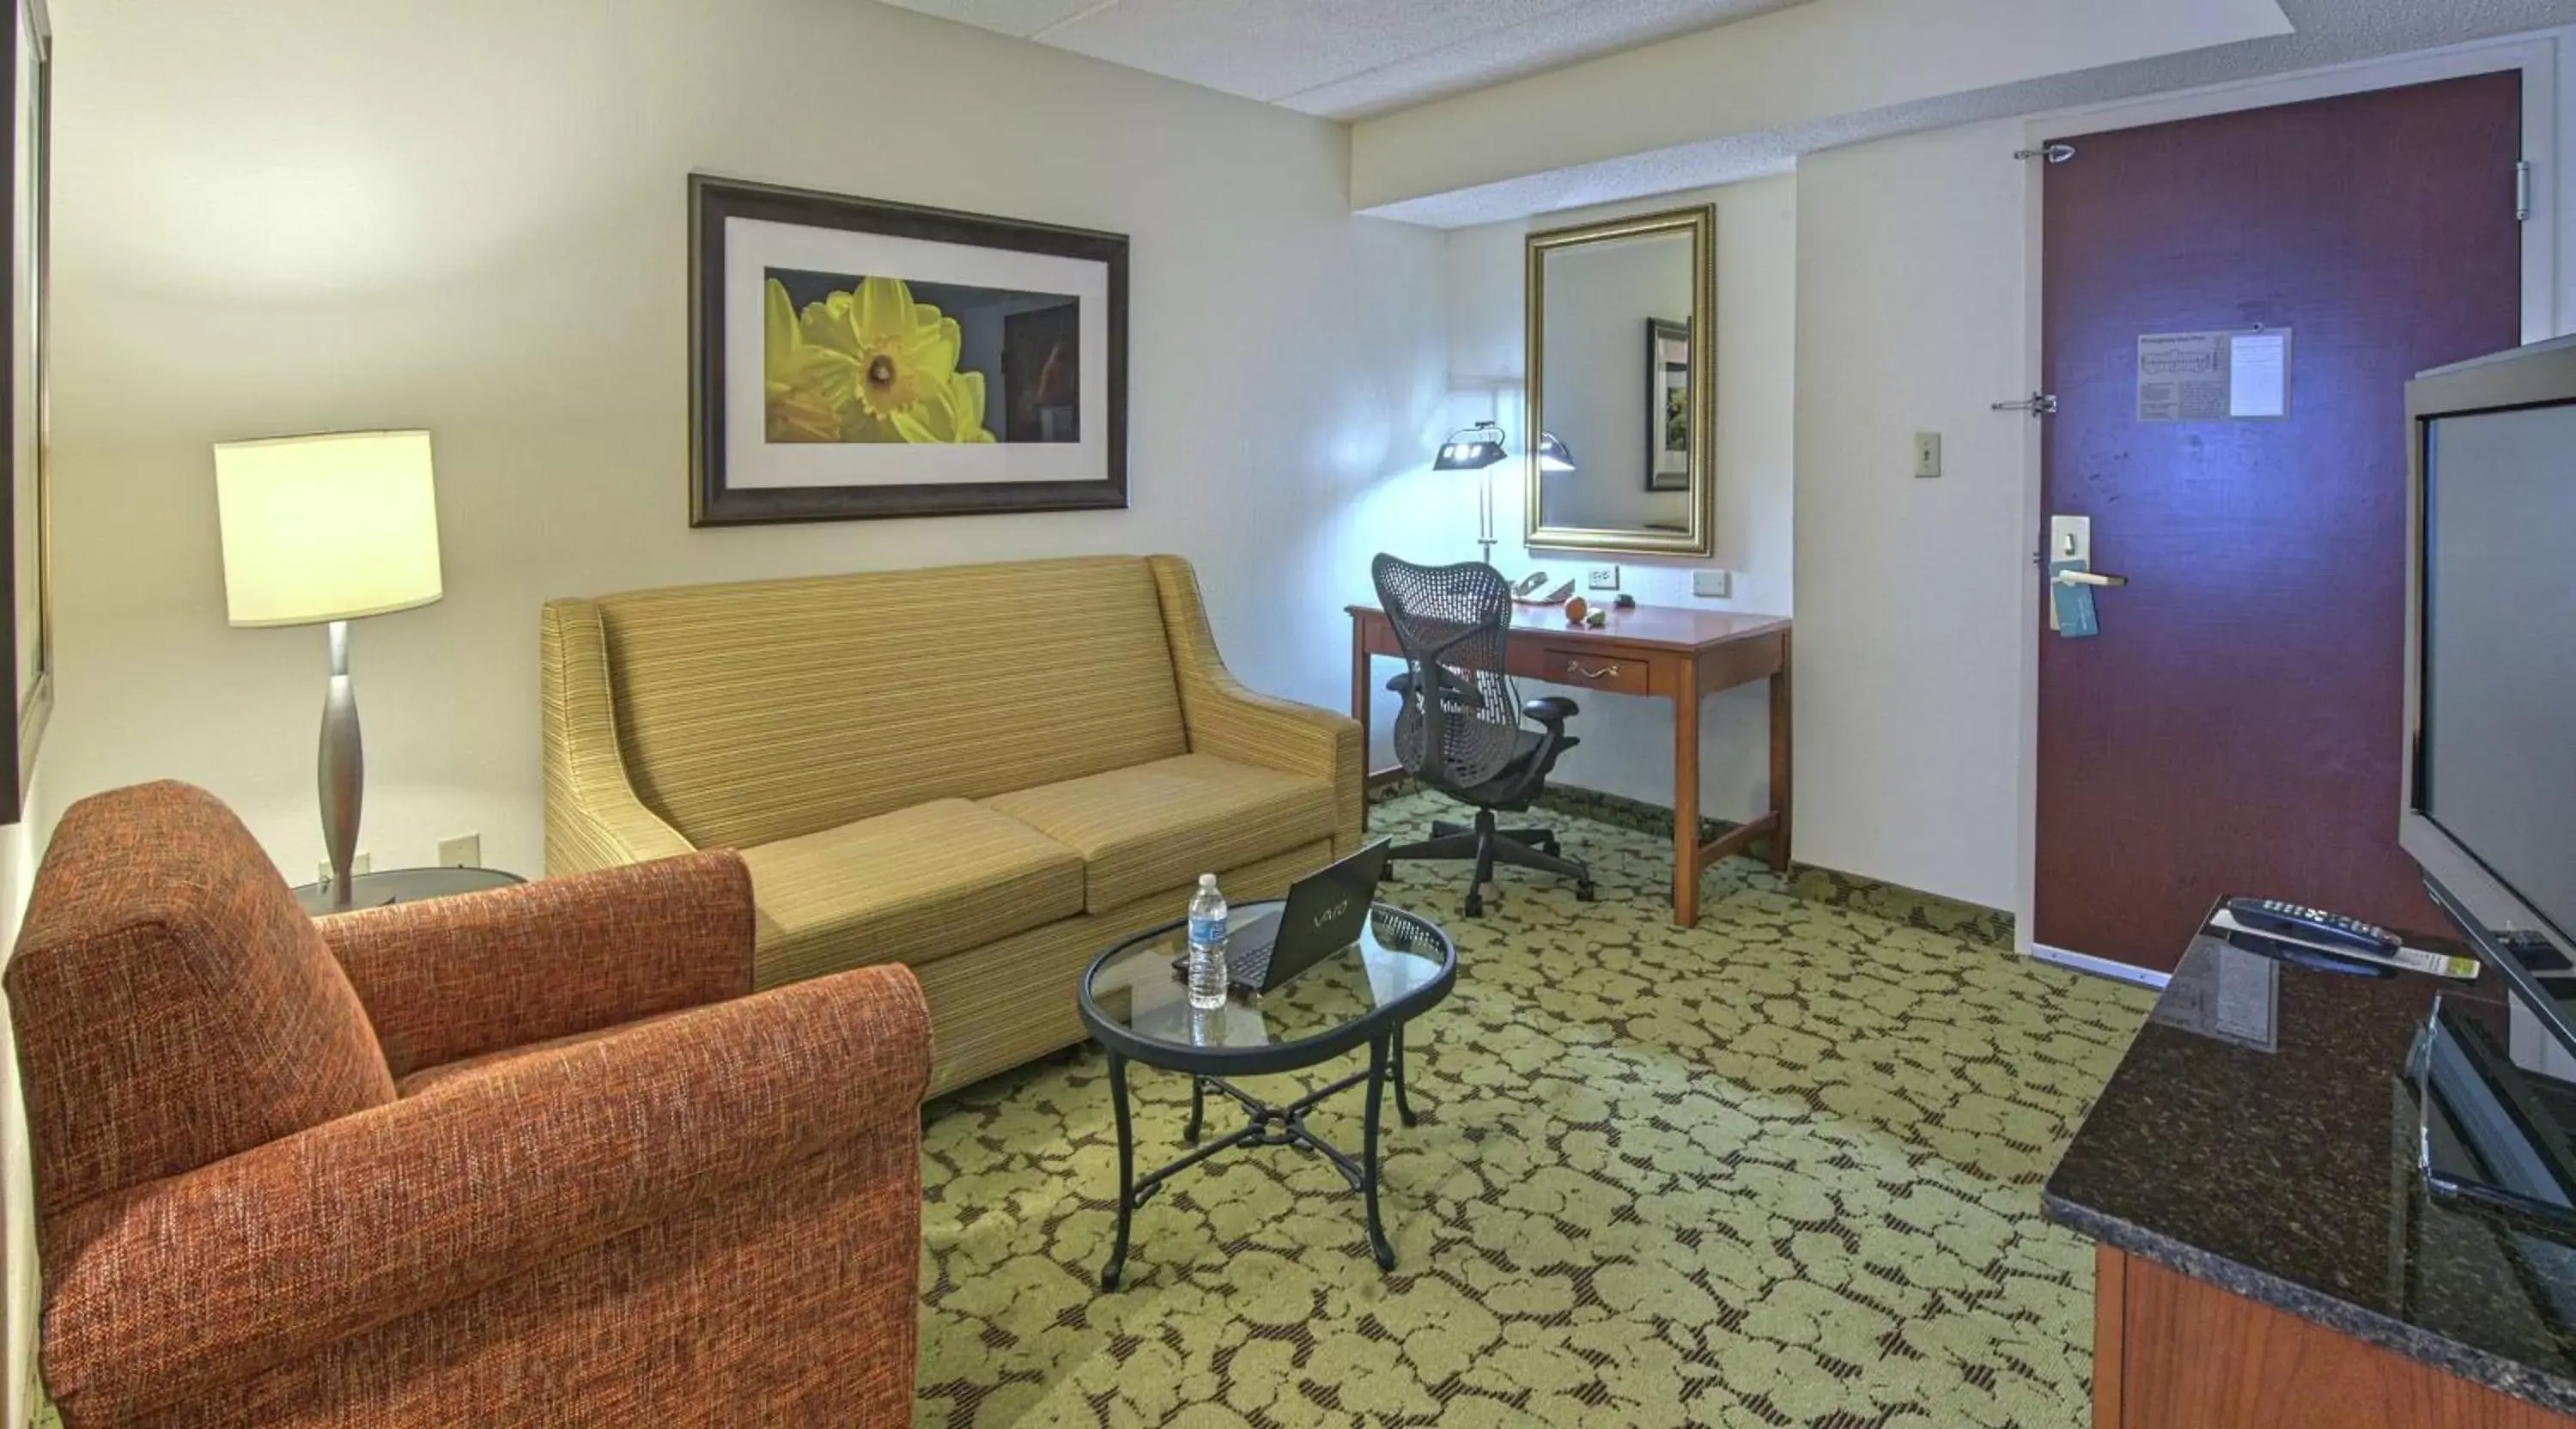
{"left": 1077, "top": 901, "right": 1455, "bottom": 1288}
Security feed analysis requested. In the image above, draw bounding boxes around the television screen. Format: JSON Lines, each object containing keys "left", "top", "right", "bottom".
{"left": 2419, "top": 404, "right": 2576, "bottom": 943}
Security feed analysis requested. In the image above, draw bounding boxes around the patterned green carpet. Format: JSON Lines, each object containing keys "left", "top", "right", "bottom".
{"left": 27, "top": 795, "right": 2148, "bottom": 1428}
{"left": 914, "top": 791, "right": 2153, "bottom": 1428}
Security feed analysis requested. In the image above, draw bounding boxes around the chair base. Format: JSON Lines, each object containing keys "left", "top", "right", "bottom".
{"left": 1387, "top": 810, "right": 1595, "bottom": 917}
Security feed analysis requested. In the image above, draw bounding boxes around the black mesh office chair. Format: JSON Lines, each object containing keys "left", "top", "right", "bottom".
{"left": 1373, "top": 554, "right": 1595, "bottom": 916}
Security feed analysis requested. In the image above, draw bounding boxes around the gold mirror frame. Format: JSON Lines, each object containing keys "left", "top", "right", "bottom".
{"left": 1523, "top": 204, "right": 1716, "bottom": 557}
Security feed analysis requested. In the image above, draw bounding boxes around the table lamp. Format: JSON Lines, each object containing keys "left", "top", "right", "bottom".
{"left": 1434, "top": 421, "right": 1510, "bottom": 565}
{"left": 1534, "top": 432, "right": 1577, "bottom": 473}
{"left": 1433, "top": 422, "right": 1577, "bottom": 566}
{"left": 213, "top": 430, "right": 443, "bottom": 909}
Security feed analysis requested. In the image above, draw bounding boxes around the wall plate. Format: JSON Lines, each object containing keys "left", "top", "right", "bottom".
{"left": 2049, "top": 514, "right": 2092, "bottom": 565}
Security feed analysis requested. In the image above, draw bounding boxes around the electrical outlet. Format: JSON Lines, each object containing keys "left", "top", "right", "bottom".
{"left": 438, "top": 833, "right": 482, "bottom": 869}
{"left": 317, "top": 851, "right": 372, "bottom": 885}
{"left": 1585, "top": 564, "right": 1620, "bottom": 591}
{"left": 1693, "top": 569, "right": 1732, "bottom": 599}
{"left": 1913, "top": 432, "right": 1943, "bottom": 478}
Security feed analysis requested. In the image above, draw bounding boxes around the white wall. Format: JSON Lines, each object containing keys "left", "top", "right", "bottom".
{"left": 1428, "top": 176, "right": 1795, "bottom": 821}
{"left": 1793, "top": 122, "right": 2031, "bottom": 912}
{"left": 44, "top": 0, "right": 1451, "bottom": 880}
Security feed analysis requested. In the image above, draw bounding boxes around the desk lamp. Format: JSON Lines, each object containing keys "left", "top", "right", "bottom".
{"left": 1433, "top": 421, "right": 1510, "bottom": 565}
{"left": 213, "top": 430, "right": 443, "bottom": 909}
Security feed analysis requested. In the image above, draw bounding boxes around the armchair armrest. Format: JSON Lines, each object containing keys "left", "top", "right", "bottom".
{"left": 320, "top": 851, "right": 755, "bottom": 1079}
{"left": 38, "top": 964, "right": 930, "bottom": 1426}
{"left": 1150, "top": 556, "right": 1363, "bottom": 854}
{"left": 540, "top": 599, "right": 696, "bottom": 875}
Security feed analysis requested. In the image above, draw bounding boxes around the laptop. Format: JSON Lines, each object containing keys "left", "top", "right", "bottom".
{"left": 1176, "top": 840, "right": 1389, "bottom": 995}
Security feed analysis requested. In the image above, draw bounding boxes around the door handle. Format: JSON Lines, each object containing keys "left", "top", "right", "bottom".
{"left": 2055, "top": 569, "right": 2129, "bottom": 588}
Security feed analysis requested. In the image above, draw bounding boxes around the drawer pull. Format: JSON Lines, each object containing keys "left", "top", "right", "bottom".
{"left": 1568, "top": 662, "right": 1620, "bottom": 680}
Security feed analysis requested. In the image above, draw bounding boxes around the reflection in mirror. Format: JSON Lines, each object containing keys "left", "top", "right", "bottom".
{"left": 1525, "top": 206, "right": 1713, "bottom": 556}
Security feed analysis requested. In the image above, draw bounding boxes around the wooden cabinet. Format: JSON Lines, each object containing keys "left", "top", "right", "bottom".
{"left": 2093, "top": 1247, "right": 2575, "bottom": 1428}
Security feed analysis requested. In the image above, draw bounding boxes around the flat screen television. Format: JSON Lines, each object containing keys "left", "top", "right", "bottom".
{"left": 2404, "top": 335, "right": 2576, "bottom": 1055}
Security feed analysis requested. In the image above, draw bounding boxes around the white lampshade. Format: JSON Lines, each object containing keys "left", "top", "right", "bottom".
{"left": 214, "top": 430, "right": 444, "bottom": 628}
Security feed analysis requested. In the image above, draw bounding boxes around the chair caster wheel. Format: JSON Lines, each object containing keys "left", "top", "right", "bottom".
{"left": 1576, "top": 883, "right": 1598, "bottom": 903}
{"left": 1462, "top": 894, "right": 1485, "bottom": 918}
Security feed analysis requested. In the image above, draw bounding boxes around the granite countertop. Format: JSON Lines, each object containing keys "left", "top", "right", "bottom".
{"left": 2044, "top": 920, "right": 2576, "bottom": 1417}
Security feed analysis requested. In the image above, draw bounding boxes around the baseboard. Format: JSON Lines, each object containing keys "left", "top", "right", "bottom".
{"left": 2032, "top": 942, "right": 2172, "bottom": 990}
{"left": 1372, "top": 779, "right": 2018, "bottom": 951}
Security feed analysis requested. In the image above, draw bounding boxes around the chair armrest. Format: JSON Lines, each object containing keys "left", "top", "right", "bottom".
{"left": 541, "top": 599, "right": 696, "bottom": 875}
{"left": 1150, "top": 556, "right": 1363, "bottom": 854}
{"left": 319, "top": 851, "right": 755, "bottom": 1079}
{"left": 37, "top": 964, "right": 929, "bottom": 1426}
{"left": 1522, "top": 696, "right": 1580, "bottom": 726}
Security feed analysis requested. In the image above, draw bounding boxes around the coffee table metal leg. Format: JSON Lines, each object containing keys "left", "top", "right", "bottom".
{"left": 1103, "top": 1050, "right": 1135, "bottom": 1290}
{"left": 1363, "top": 1034, "right": 1395, "bottom": 1270}
{"left": 1392, "top": 1023, "right": 1417, "bottom": 1127}
{"left": 1184, "top": 1075, "right": 1206, "bottom": 1145}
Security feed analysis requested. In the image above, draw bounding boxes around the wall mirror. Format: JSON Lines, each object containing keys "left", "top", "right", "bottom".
{"left": 1525, "top": 205, "right": 1715, "bottom": 556}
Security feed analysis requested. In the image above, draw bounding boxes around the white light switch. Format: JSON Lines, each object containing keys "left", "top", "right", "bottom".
{"left": 1913, "top": 433, "right": 1942, "bottom": 478}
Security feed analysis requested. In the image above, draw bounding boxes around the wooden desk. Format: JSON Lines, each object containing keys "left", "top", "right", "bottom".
{"left": 1347, "top": 602, "right": 1792, "bottom": 927}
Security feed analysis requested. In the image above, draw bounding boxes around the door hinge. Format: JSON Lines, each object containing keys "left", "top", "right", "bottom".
{"left": 2014, "top": 143, "right": 2076, "bottom": 165}
{"left": 1993, "top": 392, "right": 2059, "bottom": 417}
{"left": 2518, "top": 160, "right": 2533, "bottom": 223}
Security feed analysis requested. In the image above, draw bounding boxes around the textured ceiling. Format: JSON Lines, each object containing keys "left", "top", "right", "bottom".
{"left": 1370, "top": 0, "right": 2576, "bottom": 226}
{"left": 872, "top": 0, "right": 1815, "bottom": 119}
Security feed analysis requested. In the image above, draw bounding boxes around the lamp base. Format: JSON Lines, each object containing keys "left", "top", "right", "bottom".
{"left": 319, "top": 619, "right": 365, "bottom": 911}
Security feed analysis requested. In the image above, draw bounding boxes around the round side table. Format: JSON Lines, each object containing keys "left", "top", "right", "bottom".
{"left": 1077, "top": 900, "right": 1455, "bottom": 1288}
{"left": 293, "top": 866, "right": 525, "bottom": 917}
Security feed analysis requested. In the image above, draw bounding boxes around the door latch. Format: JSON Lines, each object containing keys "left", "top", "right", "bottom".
{"left": 1993, "top": 392, "right": 2059, "bottom": 417}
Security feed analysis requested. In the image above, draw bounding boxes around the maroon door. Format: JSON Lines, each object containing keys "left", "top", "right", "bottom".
{"left": 2034, "top": 72, "right": 2524, "bottom": 974}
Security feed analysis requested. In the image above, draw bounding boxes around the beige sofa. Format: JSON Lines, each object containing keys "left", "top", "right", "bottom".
{"left": 541, "top": 555, "right": 1362, "bottom": 1095}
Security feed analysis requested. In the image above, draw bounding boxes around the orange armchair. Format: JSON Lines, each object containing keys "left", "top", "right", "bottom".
{"left": 8, "top": 781, "right": 929, "bottom": 1428}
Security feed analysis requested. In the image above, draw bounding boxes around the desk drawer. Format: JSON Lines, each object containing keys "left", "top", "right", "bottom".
{"left": 1538, "top": 647, "right": 1649, "bottom": 695}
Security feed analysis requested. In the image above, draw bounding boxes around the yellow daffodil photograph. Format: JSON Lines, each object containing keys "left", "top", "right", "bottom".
{"left": 762, "top": 268, "right": 1081, "bottom": 447}
{"left": 691, "top": 176, "right": 1125, "bottom": 526}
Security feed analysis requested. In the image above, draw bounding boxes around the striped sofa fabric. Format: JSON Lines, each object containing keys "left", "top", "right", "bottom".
{"left": 541, "top": 554, "right": 1364, "bottom": 1095}
{"left": 8, "top": 780, "right": 932, "bottom": 1426}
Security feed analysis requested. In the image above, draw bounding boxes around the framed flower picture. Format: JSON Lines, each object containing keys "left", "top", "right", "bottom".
{"left": 688, "top": 175, "right": 1128, "bottom": 526}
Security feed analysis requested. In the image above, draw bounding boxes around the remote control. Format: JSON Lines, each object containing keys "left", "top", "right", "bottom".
{"left": 2224, "top": 897, "right": 2399, "bottom": 955}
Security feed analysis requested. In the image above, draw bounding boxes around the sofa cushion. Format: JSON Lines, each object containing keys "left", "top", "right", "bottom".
{"left": 738, "top": 800, "right": 1085, "bottom": 986}
{"left": 980, "top": 754, "right": 1337, "bottom": 914}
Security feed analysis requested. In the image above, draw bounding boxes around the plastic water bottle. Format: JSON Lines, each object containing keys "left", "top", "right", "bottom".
{"left": 1187, "top": 873, "right": 1229, "bottom": 1011}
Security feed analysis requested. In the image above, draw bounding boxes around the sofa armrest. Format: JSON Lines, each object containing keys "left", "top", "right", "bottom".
{"left": 1148, "top": 556, "right": 1364, "bottom": 854}
{"left": 320, "top": 851, "right": 756, "bottom": 1078}
{"left": 38, "top": 964, "right": 930, "bottom": 1426}
{"left": 540, "top": 599, "right": 696, "bottom": 874}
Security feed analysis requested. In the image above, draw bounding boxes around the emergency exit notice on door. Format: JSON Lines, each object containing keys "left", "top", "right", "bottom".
{"left": 2136, "top": 327, "right": 2291, "bottom": 422}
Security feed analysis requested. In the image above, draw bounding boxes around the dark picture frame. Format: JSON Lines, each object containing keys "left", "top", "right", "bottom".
{"left": 0, "top": 0, "right": 50, "bottom": 825}
{"left": 688, "top": 174, "right": 1129, "bottom": 526}
{"left": 1645, "top": 317, "right": 1691, "bottom": 494}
